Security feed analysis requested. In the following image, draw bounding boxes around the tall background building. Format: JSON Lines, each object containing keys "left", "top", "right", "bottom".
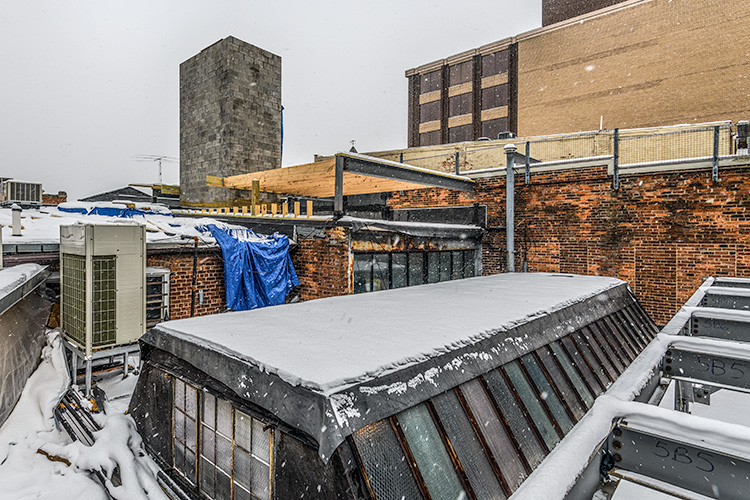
{"left": 180, "top": 36, "right": 281, "bottom": 206}
{"left": 406, "top": 0, "right": 748, "bottom": 147}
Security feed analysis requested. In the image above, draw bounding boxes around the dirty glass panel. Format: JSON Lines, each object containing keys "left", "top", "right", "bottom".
{"left": 234, "top": 484, "right": 251, "bottom": 500}
{"left": 217, "top": 399, "right": 232, "bottom": 437}
{"left": 431, "top": 390, "right": 507, "bottom": 500}
{"left": 200, "top": 457, "right": 215, "bottom": 497}
{"left": 235, "top": 410, "right": 252, "bottom": 451}
{"left": 428, "top": 252, "right": 440, "bottom": 283}
{"left": 459, "top": 379, "right": 528, "bottom": 490}
{"left": 464, "top": 250, "right": 476, "bottom": 277}
{"left": 622, "top": 304, "right": 650, "bottom": 340}
{"left": 599, "top": 316, "right": 637, "bottom": 362}
{"left": 216, "top": 470, "right": 231, "bottom": 500}
{"left": 392, "top": 253, "right": 407, "bottom": 288}
{"left": 252, "top": 419, "right": 271, "bottom": 464}
{"left": 520, "top": 354, "right": 573, "bottom": 433}
{"left": 351, "top": 419, "right": 424, "bottom": 500}
{"left": 215, "top": 434, "right": 232, "bottom": 473}
{"left": 572, "top": 332, "right": 613, "bottom": 386}
{"left": 439, "top": 252, "right": 451, "bottom": 282}
{"left": 560, "top": 336, "right": 604, "bottom": 395}
{"left": 534, "top": 347, "right": 586, "bottom": 421}
{"left": 203, "top": 391, "right": 216, "bottom": 429}
{"left": 587, "top": 322, "right": 625, "bottom": 374}
{"left": 250, "top": 459, "right": 270, "bottom": 498}
{"left": 175, "top": 378, "right": 185, "bottom": 410}
{"left": 408, "top": 252, "right": 424, "bottom": 286}
{"left": 202, "top": 428, "right": 216, "bottom": 463}
{"left": 373, "top": 254, "right": 390, "bottom": 291}
{"left": 451, "top": 251, "right": 464, "bottom": 280}
{"left": 233, "top": 447, "right": 251, "bottom": 489}
{"left": 482, "top": 370, "right": 546, "bottom": 468}
{"left": 548, "top": 341, "right": 595, "bottom": 408}
{"left": 174, "top": 408, "right": 185, "bottom": 443}
{"left": 397, "top": 404, "right": 467, "bottom": 500}
{"left": 617, "top": 309, "right": 649, "bottom": 348}
{"left": 353, "top": 254, "right": 372, "bottom": 294}
{"left": 503, "top": 362, "right": 560, "bottom": 450}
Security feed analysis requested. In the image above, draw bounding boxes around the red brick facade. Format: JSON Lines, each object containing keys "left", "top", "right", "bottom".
{"left": 290, "top": 227, "right": 350, "bottom": 301}
{"left": 42, "top": 192, "right": 67, "bottom": 205}
{"left": 147, "top": 250, "right": 226, "bottom": 320}
{"left": 388, "top": 164, "right": 750, "bottom": 325}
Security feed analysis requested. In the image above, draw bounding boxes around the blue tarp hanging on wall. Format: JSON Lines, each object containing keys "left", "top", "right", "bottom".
{"left": 204, "top": 224, "right": 299, "bottom": 311}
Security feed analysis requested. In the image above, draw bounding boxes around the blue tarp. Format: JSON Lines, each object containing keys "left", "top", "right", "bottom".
{"left": 58, "top": 205, "right": 174, "bottom": 217}
{"left": 204, "top": 224, "right": 299, "bottom": 311}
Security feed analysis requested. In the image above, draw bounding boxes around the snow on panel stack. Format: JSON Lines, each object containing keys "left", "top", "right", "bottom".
{"left": 130, "top": 272, "right": 658, "bottom": 500}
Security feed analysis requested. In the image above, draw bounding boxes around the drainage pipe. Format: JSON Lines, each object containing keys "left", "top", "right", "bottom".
{"left": 505, "top": 144, "right": 516, "bottom": 273}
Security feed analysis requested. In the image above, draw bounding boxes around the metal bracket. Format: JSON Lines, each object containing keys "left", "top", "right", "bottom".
{"left": 608, "top": 425, "right": 750, "bottom": 500}
{"left": 663, "top": 348, "right": 750, "bottom": 393}
{"left": 691, "top": 313, "right": 750, "bottom": 341}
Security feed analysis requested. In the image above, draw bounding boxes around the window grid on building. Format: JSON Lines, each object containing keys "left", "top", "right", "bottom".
{"left": 191, "top": 390, "right": 273, "bottom": 500}
{"left": 92, "top": 256, "right": 117, "bottom": 347}
{"left": 61, "top": 253, "right": 87, "bottom": 346}
{"left": 351, "top": 307, "right": 659, "bottom": 499}
{"left": 174, "top": 377, "right": 199, "bottom": 484}
{"left": 353, "top": 249, "right": 476, "bottom": 294}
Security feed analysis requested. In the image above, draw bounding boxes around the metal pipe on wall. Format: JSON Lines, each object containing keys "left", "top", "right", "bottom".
{"left": 504, "top": 144, "right": 516, "bottom": 272}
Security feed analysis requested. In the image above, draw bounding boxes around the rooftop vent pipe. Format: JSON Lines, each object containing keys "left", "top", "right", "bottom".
{"left": 504, "top": 144, "right": 516, "bottom": 272}
{"left": 11, "top": 204, "right": 21, "bottom": 237}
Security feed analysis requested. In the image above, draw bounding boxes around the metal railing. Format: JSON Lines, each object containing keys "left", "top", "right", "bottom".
{"left": 392, "top": 122, "right": 747, "bottom": 188}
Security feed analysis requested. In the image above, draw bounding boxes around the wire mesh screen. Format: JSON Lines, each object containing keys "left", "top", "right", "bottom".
{"left": 92, "top": 256, "right": 116, "bottom": 347}
{"left": 351, "top": 419, "right": 424, "bottom": 500}
{"left": 619, "top": 125, "right": 733, "bottom": 166}
{"left": 526, "top": 131, "right": 604, "bottom": 163}
{"left": 61, "top": 253, "right": 86, "bottom": 346}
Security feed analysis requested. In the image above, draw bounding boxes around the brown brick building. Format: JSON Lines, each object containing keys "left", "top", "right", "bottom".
{"left": 406, "top": 0, "right": 749, "bottom": 146}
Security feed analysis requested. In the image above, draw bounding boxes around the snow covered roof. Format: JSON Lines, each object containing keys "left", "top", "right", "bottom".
{"left": 142, "top": 272, "right": 634, "bottom": 460}
{"left": 0, "top": 202, "right": 237, "bottom": 248}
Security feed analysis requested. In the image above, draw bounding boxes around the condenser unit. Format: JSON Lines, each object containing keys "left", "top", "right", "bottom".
{"left": 60, "top": 223, "right": 146, "bottom": 357}
{"left": 146, "top": 266, "right": 170, "bottom": 328}
{"left": 2, "top": 179, "right": 42, "bottom": 205}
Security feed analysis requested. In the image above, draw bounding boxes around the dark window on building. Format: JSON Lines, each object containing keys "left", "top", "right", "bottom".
{"left": 482, "top": 84, "right": 508, "bottom": 110}
{"left": 420, "top": 131, "right": 441, "bottom": 146}
{"left": 449, "top": 60, "right": 473, "bottom": 86}
{"left": 482, "top": 50, "right": 509, "bottom": 77}
{"left": 449, "top": 125, "right": 473, "bottom": 143}
{"left": 482, "top": 118, "right": 509, "bottom": 140}
{"left": 353, "top": 250, "right": 477, "bottom": 294}
{"left": 421, "top": 69, "right": 442, "bottom": 94}
{"left": 174, "top": 377, "right": 199, "bottom": 484}
{"left": 449, "top": 93, "right": 472, "bottom": 117}
{"left": 420, "top": 100, "right": 441, "bottom": 123}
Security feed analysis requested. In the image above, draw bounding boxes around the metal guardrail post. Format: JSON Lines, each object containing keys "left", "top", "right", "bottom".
{"left": 525, "top": 141, "right": 531, "bottom": 184}
{"left": 399, "top": 152, "right": 404, "bottom": 163}
{"left": 613, "top": 128, "right": 620, "bottom": 190}
{"left": 505, "top": 144, "right": 516, "bottom": 273}
{"left": 455, "top": 152, "right": 460, "bottom": 175}
{"left": 712, "top": 125, "right": 720, "bottom": 182}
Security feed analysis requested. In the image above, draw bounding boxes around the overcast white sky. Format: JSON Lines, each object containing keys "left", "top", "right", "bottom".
{"left": 0, "top": 1, "right": 540, "bottom": 201}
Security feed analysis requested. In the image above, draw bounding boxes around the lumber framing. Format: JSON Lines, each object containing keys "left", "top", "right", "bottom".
{"left": 205, "top": 153, "right": 474, "bottom": 199}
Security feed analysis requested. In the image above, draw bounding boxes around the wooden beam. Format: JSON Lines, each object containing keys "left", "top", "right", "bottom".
{"left": 206, "top": 175, "right": 224, "bottom": 187}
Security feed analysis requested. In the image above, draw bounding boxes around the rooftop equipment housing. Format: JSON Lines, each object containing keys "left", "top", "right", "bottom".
{"left": 2, "top": 179, "right": 42, "bottom": 205}
{"left": 60, "top": 223, "right": 146, "bottom": 358}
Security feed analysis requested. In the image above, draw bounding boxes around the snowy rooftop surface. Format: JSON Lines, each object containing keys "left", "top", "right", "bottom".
{"left": 0, "top": 202, "right": 252, "bottom": 247}
{"left": 0, "top": 263, "right": 44, "bottom": 299}
{"left": 154, "top": 273, "right": 624, "bottom": 394}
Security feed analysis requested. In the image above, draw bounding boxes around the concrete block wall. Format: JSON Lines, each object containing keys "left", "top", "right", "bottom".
{"left": 180, "top": 36, "right": 281, "bottom": 206}
{"left": 387, "top": 163, "right": 750, "bottom": 325}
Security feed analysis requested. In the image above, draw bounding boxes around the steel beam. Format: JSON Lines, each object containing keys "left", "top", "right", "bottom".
{"left": 340, "top": 154, "right": 474, "bottom": 192}
{"left": 607, "top": 425, "right": 750, "bottom": 500}
{"left": 703, "top": 289, "right": 750, "bottom": 310}
{"left": 663, "top": 348, "right": 750, "bottom": 392}
{"left": 690, "top": 313, "right": 750, "bottom": 341}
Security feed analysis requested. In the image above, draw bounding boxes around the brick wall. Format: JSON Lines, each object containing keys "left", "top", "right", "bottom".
{"left": 542, "top": 0, "right": 627, "bottom": 26}
{"left": 519, "top": 0, "right": 750, "bottom": 135}
{"left": 42, "top": 192, "right": 67, "bottom": 205}
{"left": 290, "top": 227, "right": 350, "bottom": 301}
{"left": 388, "top": 164, "right": 750, "bottom": 325}
{"left": 147, "top": 250, "right": 226, "bottom": 320}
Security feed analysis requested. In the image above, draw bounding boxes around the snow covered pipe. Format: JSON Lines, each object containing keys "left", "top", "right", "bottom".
{"left": 11, "top": 204, "right": 21, "bottom": 237}
{"left": 505, "top": 144, "right": 516, "bottom": 273}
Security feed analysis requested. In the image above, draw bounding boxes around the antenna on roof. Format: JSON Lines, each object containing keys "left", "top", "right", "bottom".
{"left": 133, "top": 155, "right": 178, "bottom": 186}
{"left": 349, "top": 140, "right": 357, "bottom": 153}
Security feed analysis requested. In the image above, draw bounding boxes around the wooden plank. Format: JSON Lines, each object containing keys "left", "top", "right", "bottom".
{"left": 294, "top": 201, "right": 300, "bottom": 218}
{"left": 206, "top": 175, "right": 224, "bottom": 187}
{"left": 282, "top": 202, "right": 288, "bottom": 217}
{"left": 242, "top": 206, "right": 248, "bottom": 215}
{"left": 306, "top": 200, "right": 313, "bottom": 218}
{"left": 271, "top": 203, "right": 278, "bottom": 216}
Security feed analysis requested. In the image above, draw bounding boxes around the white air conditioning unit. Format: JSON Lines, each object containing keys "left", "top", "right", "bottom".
{"left": 2, "top": 180, "right": 42, "bottom": 205}
{"left": 60, "top": 223, "right": 146, "bottom": 356}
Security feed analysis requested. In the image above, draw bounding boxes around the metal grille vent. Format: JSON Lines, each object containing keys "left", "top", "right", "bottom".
{"left": 61, "top": 254, "right": 86, "bottom": 346}
{"left": 92, "top": 256, "right": 116, "bottom": 347}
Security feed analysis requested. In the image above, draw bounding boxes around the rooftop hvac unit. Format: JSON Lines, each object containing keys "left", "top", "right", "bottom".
{"left": 60, "top": 223, "right": 146, "bottom": 357}
{"left": 2, "top": 180, "right": 42, "bottom": 205}
{"left": 146, "top": 267, "right": 170, "bottom": 328}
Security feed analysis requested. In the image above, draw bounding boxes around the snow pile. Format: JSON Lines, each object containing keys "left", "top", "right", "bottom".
{"left": 0, "top": 263, "right": 43, "bottom": 299}
{"left": 0, "top": 331, "right": 167, "bottom": 500}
